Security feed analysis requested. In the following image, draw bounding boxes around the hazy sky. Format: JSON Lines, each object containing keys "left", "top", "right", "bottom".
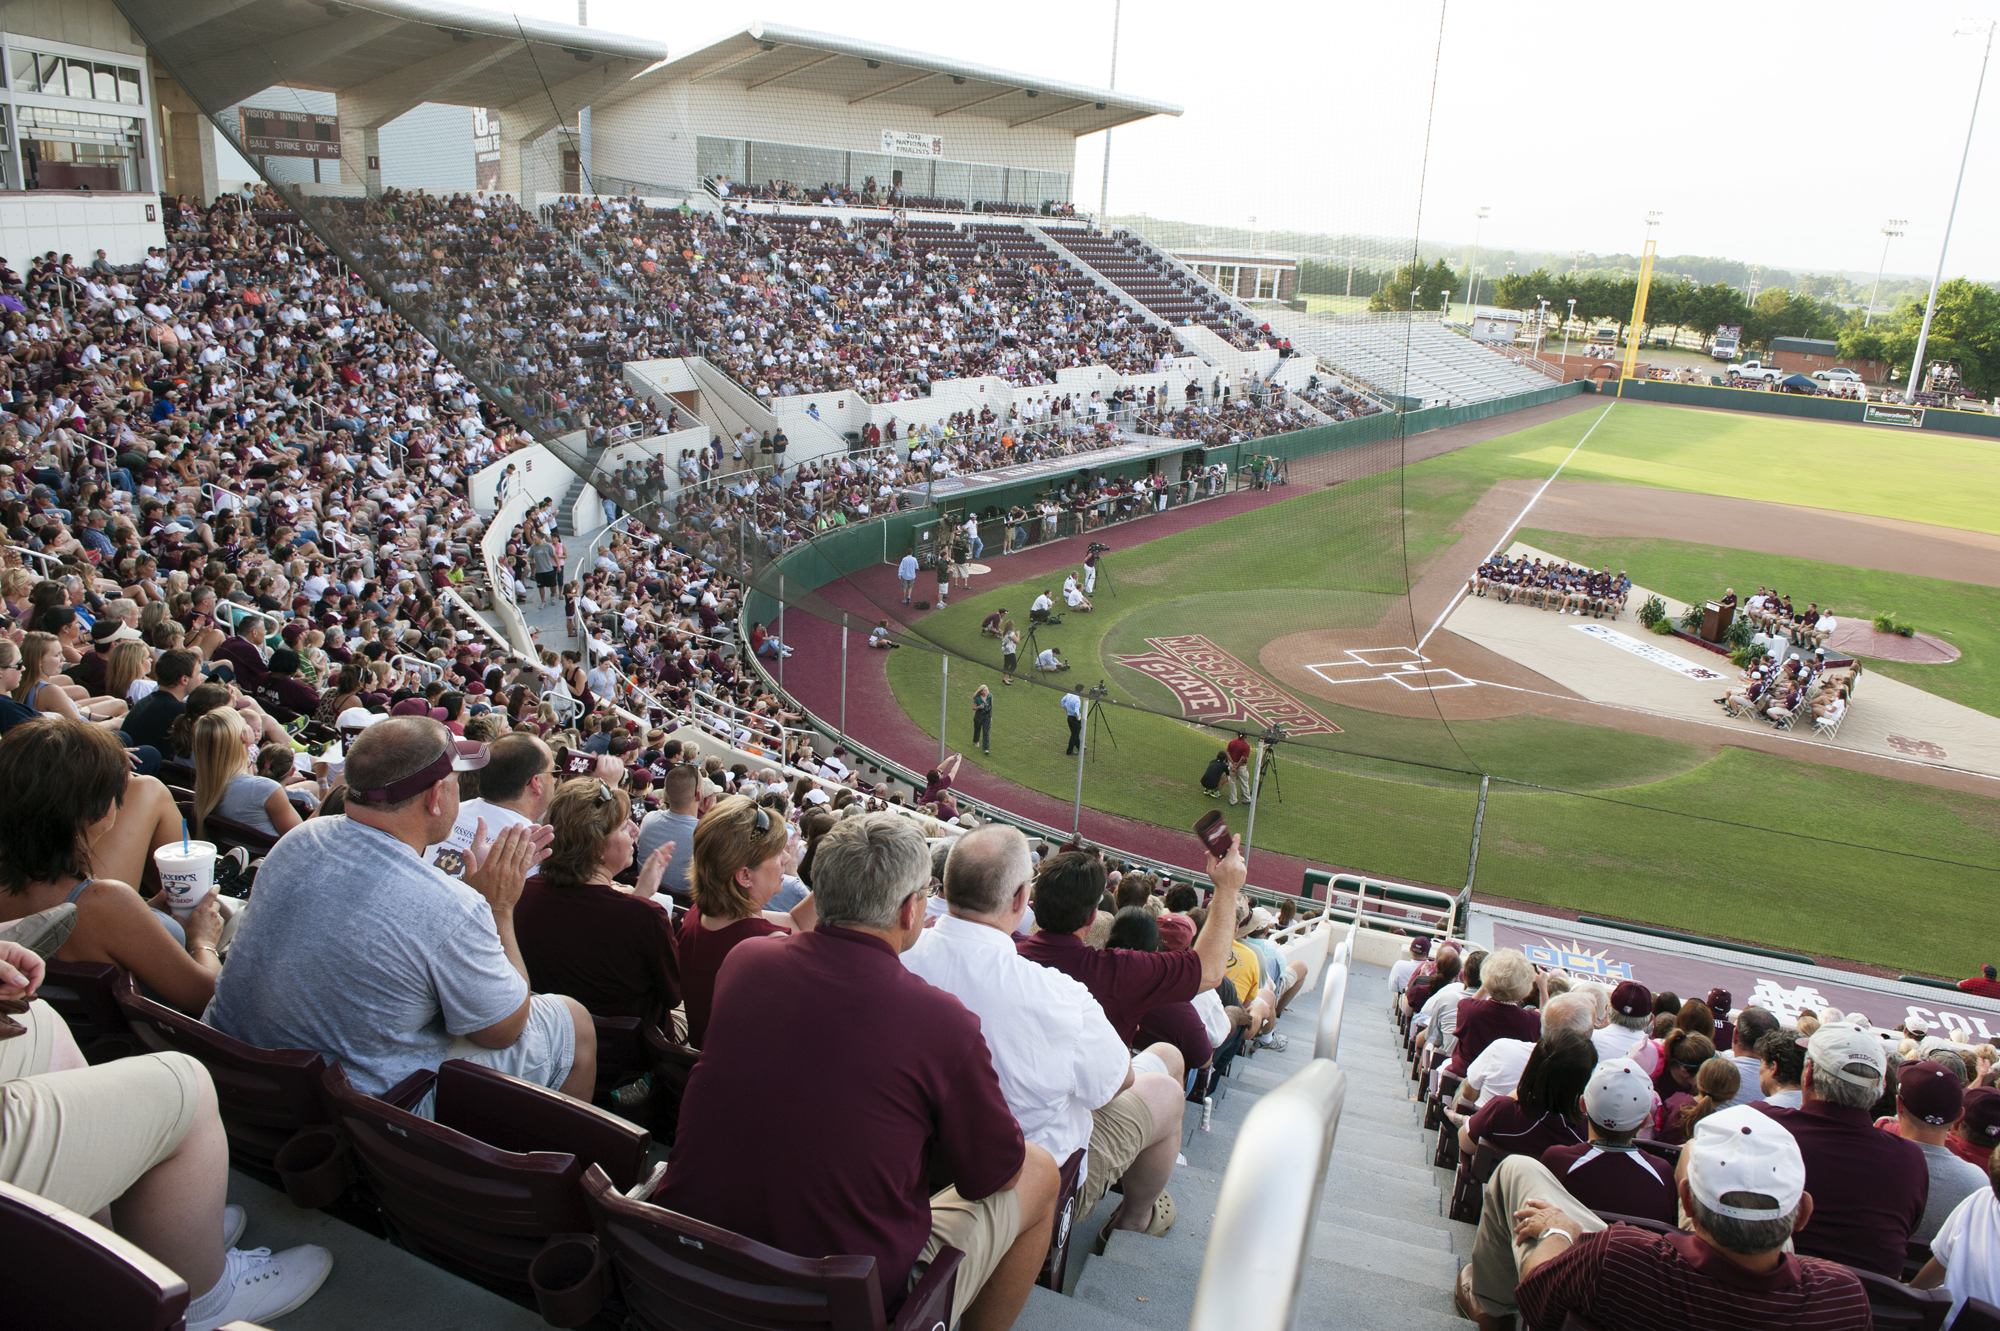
{"left": 508, "top": 0, "right": 1998, "bottom": 279}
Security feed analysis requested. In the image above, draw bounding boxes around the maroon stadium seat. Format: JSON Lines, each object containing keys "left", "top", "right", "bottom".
{"left": 40, "top": 960, "right": 134, "bottom": 1063}
{"left": 1038, "top": 1148, "right": 1086, "bottom": 1292}
{"left": 531, "top": 1163, "right": 963, "bottom": 1331}
{"left": 591, "top": 1015, "right": 700, "bottom": 1140}
{"left": 1848, "top": 1268, "right": 1951, "bottom": 1330}
{"left": 1954, "top": 1299, "right": 2000, "bottom": 1331}
{"left": 112, "top": 972, "right": 436, "bottom": 1203}
{"left": 320, "top": 1059, "right": 648, "bottom": 1288}
{"left": 0, "top": 1178, "right": 188, "bottom": 1329}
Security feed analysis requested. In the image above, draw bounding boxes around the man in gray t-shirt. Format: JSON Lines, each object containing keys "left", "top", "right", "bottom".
{"left": 1895, "top": 1061, "right": 1991, "bottom": 1244}
{"left": 635, "top": 763, "right": 705, "bottom": 900}
{"left": 209, "top": 717, "right": 593, "bottom": 1106}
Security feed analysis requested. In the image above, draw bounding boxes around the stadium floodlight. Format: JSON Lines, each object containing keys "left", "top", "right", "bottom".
{"left": 1097, "top": 0, "right": 1123, "bottom": 218}
{"left": 1563, "top": 297, "right": 1577, "bottom": 361}
{"left": 1867, "top": 219, "right": 1908, "bottom": 327}
{"left": 1909, "top": 19, "right": 1993, "bottom": 397}
{"left": 1464, "top": 206, "right": 1490, "bottom": 313}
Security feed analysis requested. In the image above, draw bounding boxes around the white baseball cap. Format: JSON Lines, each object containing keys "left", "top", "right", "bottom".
{"left": 1685, "top": 1104, "right": 1806, "bottom": 1222}
{"left": 336, "top": 706, "right": 384, "bottom": 732}
{"left": 1581, "top": 1058, "right": 1659, "bottom": 1132}
{"left": 1805, "top": 1023, "right": 1888, "bottom": 1087}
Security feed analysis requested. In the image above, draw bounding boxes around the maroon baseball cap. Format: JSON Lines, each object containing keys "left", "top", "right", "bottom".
{"left": 1901, "top": 1062, "right": 1966, "bottom": 1127}
{"left": 1962, "top": 1088, "right": 2000, "bottom": 1145}
{"left": 1611, "top": 980, "right": 1653, "bottom": 1018}
{"left": 1157, "top": 913, "right": 1195, "bottom": 951}
{"left": 1706, "top": 988, "right": 1733, "bottom": 1016}
{"left": 1409, "top": 936, "right": 1431, "bottom": 958}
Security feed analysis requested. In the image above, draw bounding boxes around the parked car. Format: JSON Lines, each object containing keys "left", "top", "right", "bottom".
{"left": 1812, "top": 367, "right": 1863, "bottom": 383}
{"left": 1732, "top": 360, "right": 1784, "bottom": 383}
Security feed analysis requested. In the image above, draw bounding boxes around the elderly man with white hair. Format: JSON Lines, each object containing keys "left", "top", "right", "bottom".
{"left": 904, "top": 825, "right": 1190, "bottom": 1257}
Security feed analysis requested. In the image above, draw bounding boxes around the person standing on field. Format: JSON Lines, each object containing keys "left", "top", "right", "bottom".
{"left": 971, "top": 685, "right": 993, "bottom": 755}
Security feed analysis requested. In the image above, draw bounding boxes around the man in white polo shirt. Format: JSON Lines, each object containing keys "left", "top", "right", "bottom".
{"left": 903, "top": 825, "right": 1188, "bottom": 1254}
{"left": 897, "top": 551, "right": 918, "bottom": 604}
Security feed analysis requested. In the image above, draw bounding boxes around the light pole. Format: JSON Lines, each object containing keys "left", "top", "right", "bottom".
{"left": 1346, "top": 250, "right": 1356, "bottom": 299}
{"left": 1409, "top": 287, "right": 1422, "bottom": 315}
{"left": 1097, "top": 0, "right": 1122, "bottom": 219}
{"left": 1562, "top": 297, "right": 1576, "bottom": 360}
{"left": 1463, "top": 205, "right": 1490, "bottom": 313}
{"left": 1536, "top": 296, "right": 1550, "bottom": 353}
{"left": 1910, "top": 20, "right": 1993, "bottom": 400}
{"left": 1866, "top": 219, "right": 1907, "bottom": 327}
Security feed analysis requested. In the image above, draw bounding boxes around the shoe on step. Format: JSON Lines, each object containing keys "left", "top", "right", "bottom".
{"left": 187, "top": 1245, "right": 334, "bottom": 1331}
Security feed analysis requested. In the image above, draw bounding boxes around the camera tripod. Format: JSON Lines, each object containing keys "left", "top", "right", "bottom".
{"left": 1024, "top": 621, "right": 1056, "bottom": 679}
{"left": 1257, "top": 738, "right": 1283, "bottom": 803}
{"left": 1085, "top": 685, "right": 1117, "bottom": 758}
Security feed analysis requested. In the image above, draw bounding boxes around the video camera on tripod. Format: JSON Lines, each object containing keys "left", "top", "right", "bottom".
{"left": 1087, "top": 541, "right": 1111, "bottom": 555}
{"left": 1086, "top": 681, "right": 1111, "bottom": 701}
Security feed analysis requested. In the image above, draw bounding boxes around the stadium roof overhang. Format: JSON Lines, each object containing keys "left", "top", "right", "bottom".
{"left": 120, "top": 0, "right": 670, "bottom": 137}
{"left": 590, "top": 22, "right": 1182, "bottom": 138}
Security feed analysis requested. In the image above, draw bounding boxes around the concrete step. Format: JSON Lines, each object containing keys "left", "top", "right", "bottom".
{"left": 1307, "top": 1219, "right": 1459, "bottom": 1292}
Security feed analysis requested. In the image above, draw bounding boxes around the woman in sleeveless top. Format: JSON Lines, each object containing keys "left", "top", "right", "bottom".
{"left": 0, "top": 720, "right": 223, "bottom": 1015}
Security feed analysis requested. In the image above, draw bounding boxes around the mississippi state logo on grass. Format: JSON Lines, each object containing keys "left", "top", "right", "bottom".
{"left": 1112, "top": 634, "right": 1342, "bottom": 735}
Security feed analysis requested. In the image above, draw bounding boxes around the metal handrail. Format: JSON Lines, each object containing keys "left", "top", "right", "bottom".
{"left": 1187, "top": 1058, "right": 1348, "bottom": 1331}
{"left": 1315, "top": 939, "right": 1353, "bottom": 1063}
{"left": 391, "top": 653, "right": 444, "bottom": 686}
{"left": 4, "top": 543, "right": 59, "bottom": 575}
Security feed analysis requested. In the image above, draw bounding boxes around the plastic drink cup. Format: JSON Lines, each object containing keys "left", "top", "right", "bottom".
{"left": 154, "top": 840, "right": 218, "bottom": 918}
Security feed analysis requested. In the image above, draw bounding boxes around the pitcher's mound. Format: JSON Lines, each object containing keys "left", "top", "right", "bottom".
{"left": 1826, "top": 623, "right": 1960, "bottom": 663}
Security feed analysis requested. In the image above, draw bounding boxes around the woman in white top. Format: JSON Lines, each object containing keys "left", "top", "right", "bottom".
{"left": 106, "top": 640, "right": 158, "bottom": 705}
{"left": 191, "top": 706, "right": 302, "bottom": 839}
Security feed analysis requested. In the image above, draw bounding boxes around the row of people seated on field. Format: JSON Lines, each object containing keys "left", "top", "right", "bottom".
{"left": 1387, "top": 946, "right": 2000, "bottom": 1329}
{"left": 1723, "top": 586, "right": 1838, "bottom": 647}
{"left": 1468, "top": 556, "right": 1631, "bottom": 617}
{"left": 0, "top": 711, "right": 1293, "bottom": 1331}
{"left": 1719, "top": 651, "right": 1851, "bottom": 726}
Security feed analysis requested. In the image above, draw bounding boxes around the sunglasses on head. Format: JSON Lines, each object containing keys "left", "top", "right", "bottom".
{"left": 748, "top": 803, "right": 771, "bottom": 842}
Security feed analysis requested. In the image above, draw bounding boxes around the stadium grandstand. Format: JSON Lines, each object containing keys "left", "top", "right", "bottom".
{"left": 2, "top": 2, "right": 1997, "bottom": 1331}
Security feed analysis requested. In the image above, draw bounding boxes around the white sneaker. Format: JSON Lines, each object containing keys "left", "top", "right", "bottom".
{"left": 223, "top": 1204, "right": 247, "bottom": 1250}
{"left": 189, "top": 1245, "right": 334, "bottom": 1331}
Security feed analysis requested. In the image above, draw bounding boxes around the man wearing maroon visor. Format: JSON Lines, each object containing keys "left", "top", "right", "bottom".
{"left": 210, "top": 717, "right": 596, "bottom": 1116}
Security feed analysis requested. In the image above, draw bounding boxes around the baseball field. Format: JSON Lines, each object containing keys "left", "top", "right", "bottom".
{"left": 882, "top": 400, "right": 2000, "bottom": 976}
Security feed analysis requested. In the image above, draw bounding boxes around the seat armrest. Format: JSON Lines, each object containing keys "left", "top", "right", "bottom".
{"left": 381, "top": 1068, "right": 436, "bottom": 1112}
{"left": 893, "top": 1245, "right": 962, "bottom": 1331}
{"left": 434, "top": 1060, "right": 649, "bottom": 1190}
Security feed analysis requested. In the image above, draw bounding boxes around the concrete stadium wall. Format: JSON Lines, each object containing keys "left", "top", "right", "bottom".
{"left": 1614, "top": 378, "right": 2000, "bottom": 440}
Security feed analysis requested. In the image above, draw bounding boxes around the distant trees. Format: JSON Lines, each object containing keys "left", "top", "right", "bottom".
{"left": 1840, "top": 278, "right": 2000, "bottom": 392}
{"left": 1367, "top": 258, "right": 1457, "bottom": 311}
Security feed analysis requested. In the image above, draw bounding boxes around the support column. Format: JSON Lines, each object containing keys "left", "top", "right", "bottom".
{"left": 336, "top": 119, "right": 382, "bottom": 196}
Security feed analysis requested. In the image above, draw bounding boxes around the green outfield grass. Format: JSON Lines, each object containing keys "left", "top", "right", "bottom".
{"left": 882, "top": 401, "right": 2000, "bottom": 972}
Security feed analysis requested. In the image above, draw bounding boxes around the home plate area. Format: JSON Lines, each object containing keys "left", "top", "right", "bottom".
{"left": 1305, "top": 647, "right": 1477, "bottom": 691}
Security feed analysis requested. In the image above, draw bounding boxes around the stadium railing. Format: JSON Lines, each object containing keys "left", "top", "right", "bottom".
{"left": 1188, "top": 930, "right": 1352, "bottom": 1331}
{"left": 1301, "top": 870, "right": 1466, "bottom": 942}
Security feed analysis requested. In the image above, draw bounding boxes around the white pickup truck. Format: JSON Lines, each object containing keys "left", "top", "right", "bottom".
{"left": 1731, "top": 360, "right": 1783, "bottom": 383}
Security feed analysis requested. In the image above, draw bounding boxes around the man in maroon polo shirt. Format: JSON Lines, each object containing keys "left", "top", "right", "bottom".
{"left": 1460, "top": 1104, "right": 1869, "bottom": 1330}
{"left": 1758, "top": 1022, "right": 1927, "bottom": 1277}
{"left": 656, "top": 812, "right": 1060, "bottom": 1331}
{"left": 1015, "top": 843, "right": 1244, "bottom": 1045}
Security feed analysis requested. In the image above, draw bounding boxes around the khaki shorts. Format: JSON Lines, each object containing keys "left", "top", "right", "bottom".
{"left": 0, "top": 1000, "right": 207, "bottom": 1216}
{"left": 1078, "top": 1086, "right": 1156, "bottom": 1217}
{"left": 914, "top": 1182, "right": 1021, "bottom": 1319}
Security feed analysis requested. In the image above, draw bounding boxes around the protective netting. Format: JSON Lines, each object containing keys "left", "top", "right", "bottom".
{"left": 113, "top": 0, "right": 1999, "bottom": 939}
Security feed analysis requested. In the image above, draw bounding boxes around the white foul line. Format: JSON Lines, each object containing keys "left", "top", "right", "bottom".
{"left": 1415, "top": 400, "right": 1619, "bottom": 654}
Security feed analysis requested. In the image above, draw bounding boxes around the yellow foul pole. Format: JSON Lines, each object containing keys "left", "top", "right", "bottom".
{"left": 1617, "top": 238, "right": 1657, "bottom": 397}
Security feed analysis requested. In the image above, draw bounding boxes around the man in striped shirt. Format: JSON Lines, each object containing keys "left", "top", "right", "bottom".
{"left": 1459, "top": 1103, "right": 1870, "bottom": 1330}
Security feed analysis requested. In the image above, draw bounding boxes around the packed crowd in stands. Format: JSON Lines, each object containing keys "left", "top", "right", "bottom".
{"left": 542, "top": 195, "right": 1189, "bottom": 402}
{"left": 708, "top": 175, "right": 1079, "bottom": 219}
{"left": 1468, "top": 556, "right": 1632, "bottom": 617}
{"left": 1390, "top": 939, "right": 2000, "bottom": 1329}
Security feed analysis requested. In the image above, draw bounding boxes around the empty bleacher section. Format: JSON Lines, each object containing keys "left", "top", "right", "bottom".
{"left": 1267, "top": 310, "right": 1559, "bottom": 406}
{"left": 1045, "top": 227, "right": 1267, "bottom": 349}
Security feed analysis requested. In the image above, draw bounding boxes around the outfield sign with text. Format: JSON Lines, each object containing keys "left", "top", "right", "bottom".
{"left": 1864, "top": 403, "right": 1925, "bottom": 428}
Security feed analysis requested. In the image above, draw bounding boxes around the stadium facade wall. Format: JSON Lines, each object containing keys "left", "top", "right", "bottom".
{"left": 585, "top": 76, "right": 1078, "bottom": 203}
{"left": 1614, "top": 378, "right": 2000, "bottom": 439}
{"left": 0, "top": 191, "right": 163, "bottom": 264}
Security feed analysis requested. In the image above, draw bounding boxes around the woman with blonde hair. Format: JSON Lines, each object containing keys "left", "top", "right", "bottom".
{"left": 107, "top": 639, "right": 157, "bottom": 705}
{"left": 191, "top": 707, "right": 300, "bottom": 839}
{"left": 13, "top": 631, "right": 125, "bottom": 723}
{"left": 514, "top": 778, "right": 680, "bottom": 1029}
{"left": 678, "top": 794, "right": 811, "bottom": 1047}
{"left": 1446, "top": 947, "right": 1544, "bottom": 1078}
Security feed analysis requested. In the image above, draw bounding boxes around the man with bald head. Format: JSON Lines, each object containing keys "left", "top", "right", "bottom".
{"left": 904, "top": 825, "right": 1192, "bottom": 1252}
{"left": 209, "top": 717, "right": 597, "bottom": 1114}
